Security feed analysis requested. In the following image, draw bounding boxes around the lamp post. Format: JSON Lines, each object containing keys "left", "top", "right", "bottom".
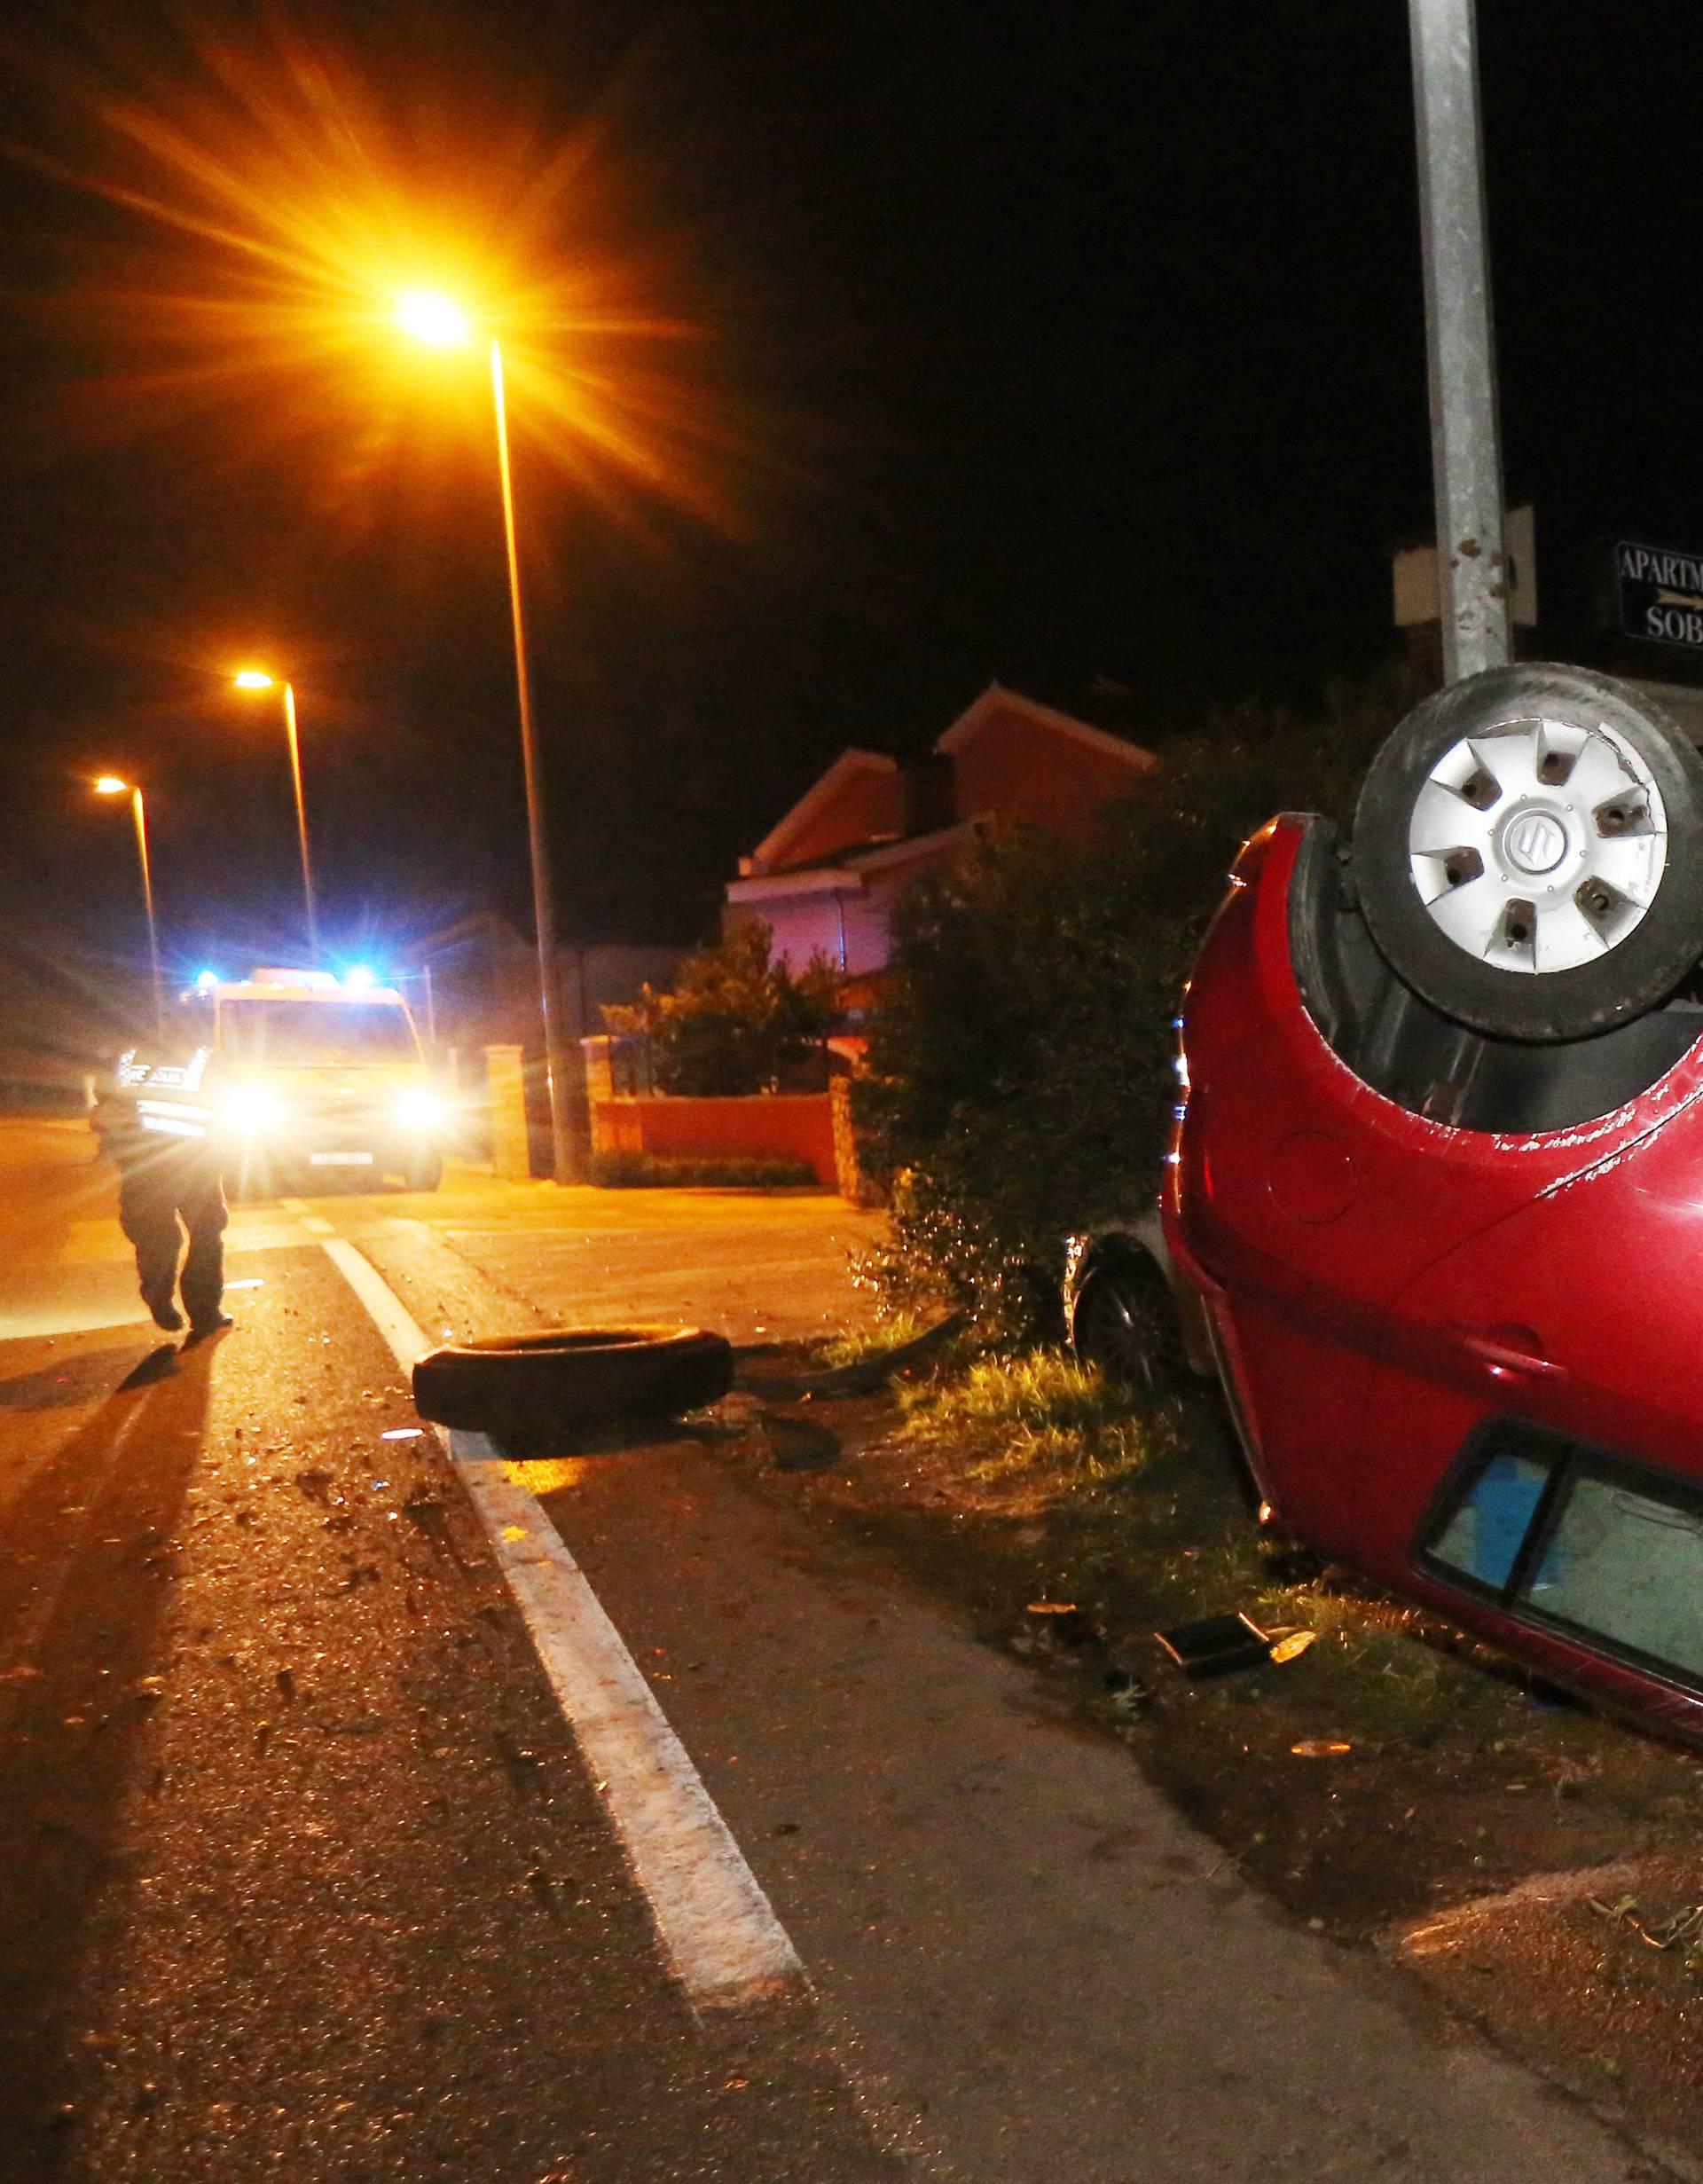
{"left": 392, "top": 287, "right": 580, "bottom": 1184}
{"left": 94, "top": 775, "right": 164, "bottom": 1033}
{"left": 232, "top": 669, "right": 319, "bottom": 961}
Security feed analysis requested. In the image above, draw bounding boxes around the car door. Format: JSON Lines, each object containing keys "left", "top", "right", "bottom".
{"left": 1349, "top": 1088, "right": 1703, "bottom": 1590}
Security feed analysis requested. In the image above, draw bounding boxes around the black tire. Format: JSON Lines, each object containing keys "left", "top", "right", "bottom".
{"left": 1353, "top": 664, "right": 1703, "bottom": 1041}
{"left": 412, "top": 1325, "right": 733, "bottom": 1436}
{"left": 1071, "top": 1258, "right": 1184, "bottom": 1394}
{"left": 403, "top": 1151, "right": 443, "bottom": 1192}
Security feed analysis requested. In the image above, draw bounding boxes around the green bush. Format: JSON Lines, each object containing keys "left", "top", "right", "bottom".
{"left": 853, "top": 664, "right": 1423, "bottom": 1329}
{"left": 602, "top": 923, "right": 839, "bottom": 1096}
{"left": 591, "top": 1151, "right": 819, "bottom": 1190}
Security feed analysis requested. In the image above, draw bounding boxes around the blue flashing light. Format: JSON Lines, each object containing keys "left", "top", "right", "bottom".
{"left": 194, "top": 970, "right": 220, "bottom": 994}
{"left": 342, "top": 964, "right": 377, "bottom": 991}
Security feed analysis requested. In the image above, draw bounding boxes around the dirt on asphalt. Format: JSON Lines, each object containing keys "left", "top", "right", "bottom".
{"left": 706, "top": 1348, "right": 1703, "bottom": 2167}
{"left": 0, "top": 1267, "right": 900, "bottom": 2184}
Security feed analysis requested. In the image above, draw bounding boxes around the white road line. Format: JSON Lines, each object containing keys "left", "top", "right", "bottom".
{"left": 279, "top": 1197, "right": 336, "bottom": 1236}
{"left": 318, "top": 1232, "right": 806, "bottom": 2013}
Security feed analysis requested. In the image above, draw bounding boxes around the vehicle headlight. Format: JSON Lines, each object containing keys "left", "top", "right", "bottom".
{"left": 395, "top": 1088, "right": 446, "bottom": 1130}
{"left": 222, "top": 1086, "right": 279, "bottom": 1133}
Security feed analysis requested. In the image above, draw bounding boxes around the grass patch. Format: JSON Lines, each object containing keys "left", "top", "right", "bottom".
{"left": 899, "top": 1347, "right": 1175, "bottom": 1481}
{"left": 812, "top": 1309, "right": 938, "bottom": 1371}
{"left": 871, "top": 1350, "right": 1519, "bottom": 1743}
{"left": 591, "top": 1151, "right": 819, "bottom": 1190}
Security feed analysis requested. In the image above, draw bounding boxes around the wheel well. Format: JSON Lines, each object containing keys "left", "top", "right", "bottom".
{"left": 1291, "top": 813, "right": 1703, "bottom": 1129}
{"left": 1074, "top": 1226, "right": 1213, "bottom": 1377}
{"left": 1077, "top": 1232, "right": 1157, "bottom": 1292}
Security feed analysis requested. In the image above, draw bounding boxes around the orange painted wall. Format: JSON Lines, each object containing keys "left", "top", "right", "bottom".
{"left": 593, "top": 1092, "right": 838, "bottom": 1186}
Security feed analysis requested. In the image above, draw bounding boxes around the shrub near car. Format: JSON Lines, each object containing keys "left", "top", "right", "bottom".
{"left": 1076, "top": 665, "right": 1703, "bottom": 1744}
{"left": 205, "top": 968, "right": 448, "bottom": 1194}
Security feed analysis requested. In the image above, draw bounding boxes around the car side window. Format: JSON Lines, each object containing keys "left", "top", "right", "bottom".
{"left": 1428, "top": 1449, "right": 1553, "bottom": 1589}
{"left": 1424, "top": 1433, "right": 1703, "bottom": 1689}
{"left": 1526, "top": 1474, "right": 1703, "bottom": 1682}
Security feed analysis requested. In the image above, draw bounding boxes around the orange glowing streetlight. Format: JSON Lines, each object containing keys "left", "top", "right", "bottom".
{"left": 94, "top": 774, "right": 164, "bottom": 1033}
{"left": 391, "top": 287, "right": 578, "bottom": 1183}
{"left": 232, "top": 668, "right": 318, "bottom": 961}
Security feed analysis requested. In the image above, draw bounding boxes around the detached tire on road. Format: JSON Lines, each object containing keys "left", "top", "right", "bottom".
{"left": 1352, "top": 664, "right": 1703, "bottom": 1041}
{"left": 412, "top": 1326, "right": 733, "bottom": 1438}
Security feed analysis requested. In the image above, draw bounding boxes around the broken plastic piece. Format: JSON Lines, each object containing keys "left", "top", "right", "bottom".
{"left": 1156, "top": 1611, "right": 1271, "bottom": 1680}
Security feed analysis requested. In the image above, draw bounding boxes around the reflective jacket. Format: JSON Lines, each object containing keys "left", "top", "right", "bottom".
{"left": 100, "top": 1046, "right": 216, "bottom": 1146}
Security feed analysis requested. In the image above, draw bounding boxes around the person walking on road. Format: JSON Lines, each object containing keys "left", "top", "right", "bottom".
{"left": 96, "top": 1038, "right": 234, "bottom": 1340}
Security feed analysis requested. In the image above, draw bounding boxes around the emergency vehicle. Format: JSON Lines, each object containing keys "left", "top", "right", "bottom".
{"left": 178, "top": 967, "right": 447, "bottom": 1194}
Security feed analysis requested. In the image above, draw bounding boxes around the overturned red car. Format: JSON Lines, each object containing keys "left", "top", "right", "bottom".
{"left": 1073, "top": 664, "right": 1703, "bottom": 1741}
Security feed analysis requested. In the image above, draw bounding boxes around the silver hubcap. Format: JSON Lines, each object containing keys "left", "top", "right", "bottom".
{"left": 1408, "top": 714, "right": 1668, "bottom": 973}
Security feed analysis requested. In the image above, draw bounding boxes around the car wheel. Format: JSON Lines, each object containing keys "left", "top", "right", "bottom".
{"left": 403, "top": 1151, "right": 443, "bottom": 1192}
{"left": 1353, "top": 664, "right": 1703, "bottom": 1041}
{"left": 1071, "top": 1259, "right": 1183, "bottom": 1394}
{"left": 412, "top": 1326, "right": 734, "bottom": 1439}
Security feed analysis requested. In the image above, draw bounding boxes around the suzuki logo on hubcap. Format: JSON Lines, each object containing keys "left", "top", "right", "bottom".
{"left": 1503, "top": 808, "right": 1568, "bottom": 876}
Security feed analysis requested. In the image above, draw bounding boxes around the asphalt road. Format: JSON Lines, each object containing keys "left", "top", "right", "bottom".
{"left": 0, "top": 1124, "right": 897, "bottom": 2181}
{"left": 0, "top": 1118, "right": 1687, "bottom": 2181}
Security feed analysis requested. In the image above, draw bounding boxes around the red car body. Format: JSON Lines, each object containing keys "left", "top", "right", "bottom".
{"left": 1165, "top": 811, "right": 1703, "bottom": 1742}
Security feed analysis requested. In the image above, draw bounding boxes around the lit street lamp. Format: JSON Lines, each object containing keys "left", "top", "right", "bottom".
{"left": 232, "top": 668, "right": 319, "bottom": 961}
{"left": 392, "top": 287, "right": 580, "bottom": 1184}
{"left": 94, "top": 775, "right": 164, "bottom": 1033}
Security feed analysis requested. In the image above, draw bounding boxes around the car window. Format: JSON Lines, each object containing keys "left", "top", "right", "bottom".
{"left": 1429, "top": 1449, "right": 1553, "bottom": 1588}
{"left": 1424, "top": 1437, "right": 1703, "bottom": 1688}
{"left": 1526, "top": 1474, "right": 1703, "bottom": 1681}
{"left": 218, "top": 999, "right": 418, "bottom": 1065}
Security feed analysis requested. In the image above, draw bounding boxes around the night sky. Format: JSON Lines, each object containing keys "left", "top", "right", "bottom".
{"left": 0, "top": 1, "right": 1699, "bottom": 991}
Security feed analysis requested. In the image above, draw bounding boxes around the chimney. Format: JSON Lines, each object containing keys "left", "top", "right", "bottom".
{"left": 900, "top": 753, "right": 954, "bottom": 837}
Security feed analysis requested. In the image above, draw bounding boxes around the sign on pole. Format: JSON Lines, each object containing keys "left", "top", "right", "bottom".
{"left": 1617, "top": 542, "right": 1703, "bottom": 652}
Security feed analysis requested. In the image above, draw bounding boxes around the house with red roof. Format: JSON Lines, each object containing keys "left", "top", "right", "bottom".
{"left": 724, "top": 684, "right": 1158, "bottom": 986}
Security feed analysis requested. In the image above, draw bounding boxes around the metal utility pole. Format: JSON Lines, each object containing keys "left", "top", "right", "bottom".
{"left": 279, "top": 681, "right": 319, "bottom": 962}
{"left": 1409, "top": 0, "right": 1512, "bottom": 683}
{"left": 490, "top": 336, "right": 584, "bottom": 1184}
{"left": 130, "top": 787, "right": 165, "bottom": 1034}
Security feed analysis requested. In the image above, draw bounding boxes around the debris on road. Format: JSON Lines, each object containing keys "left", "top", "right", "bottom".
{"left": 1157, "top": 1612, "right": 1274, "bottom": 1681}
{"left": 744, "top": 1314, "right": 970, "bottom": 1402}
{"left": 763, "top": 1416, "right": 842, "bottom": 1473}
{"left": 1156, "top": 1614, "right": 1322, "bottom": 1682}
{"left": 1024, "top": 1601, "right": 1098, "bottom": 1651}
{"left": 1291, "top": 1740, "right": 1354, "bottom": 1758}
{"left": 1589, "top": 1893, "right": 1703, "bottom": 1952}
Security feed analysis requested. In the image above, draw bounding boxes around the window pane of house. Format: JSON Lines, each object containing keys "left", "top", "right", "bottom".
{"left": 1430, "top": 1450, "right": 1552, "bottom": 1590}
{"left": 1522, "top": 1473, "right": 1703, "bottom": 1680}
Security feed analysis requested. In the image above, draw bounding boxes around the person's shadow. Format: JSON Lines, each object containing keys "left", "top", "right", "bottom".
{"left": 0, "top": 1334, "right": 216, "bottom": 2175}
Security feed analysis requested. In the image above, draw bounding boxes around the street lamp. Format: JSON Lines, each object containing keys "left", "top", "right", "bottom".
{"left": 392, "top": 287, "right": 579, "bottom": 1184}
{"left": 232, "top": 669, "right": 318, "bottom": 962}
{"left": 94, "top": 775, "right": 164, "bottom": 1033}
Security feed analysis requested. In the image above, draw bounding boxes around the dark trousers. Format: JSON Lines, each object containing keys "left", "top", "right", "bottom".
{"left": 115, "top": 1136, "right": 229, "bottom": 1327}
